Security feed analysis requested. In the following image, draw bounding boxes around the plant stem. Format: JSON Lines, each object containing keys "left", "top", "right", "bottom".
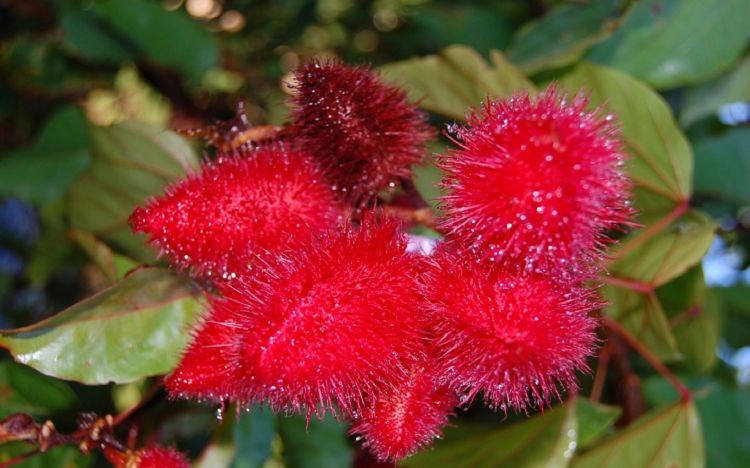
{"left": 602, "top": 317, "right": 691, "bottom": 402}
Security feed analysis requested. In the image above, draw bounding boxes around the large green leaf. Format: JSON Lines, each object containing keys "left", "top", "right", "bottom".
{"left": 681, "top": 57, "right": 750, "bottom": 127}
{"left": 693, "top": 128, "right": 750, "bottom": 205}
{"left": 380, "top": 45, "right": 535, "bottom": 120}
{"left": 0, "top": 107, "right": 90, "bottom": 205}
{"left": 0, "top": 268, "right": 205, "bottom": 384}
{"left": 714, "top": 285, "right": 750, "bottom": 348}
{"left": 277, "top": 415, "right": 352, "bottom": 468}
{"left": 602, "top": 285, "right": 679, "bottom": 360}
{"left": 572, "top": 402, "right": 704, "bottom": 468}
{"left": 656, "top": 266, "right": 721, "bottom": 373}
{"left": 575, "top": 399, "right": 621, "bottom": 449}
{"left": 509, "top": 0, "right": 623, "bottom": 74}
{"left": 586, "top": 0, "right": 750, "bottom": 89}
{"left": 59, "top": 9, "right": 135, "bottom": 64}
{"left": 231, "top": 407, "right": 277, "bottom": 468}
{"left": 405, "top": 402, "right": 577, "bottom": 467}
{"left": 67, "top": 121, "right": 199, "bottom": 261}
{"left": 561, "top": 62, "right": 693, "bottom": 210}
{"left": 643, "top": 378, "right": 750, "bottom": 468}
{"left": 60, "top": 0, "right": 219, "bottom": 83}
{"left": 0, "top": 361, "right": 77, "bottom": 418}
{"left": 603, "top": 210, "right": 715, "bottom": 359}
{"left": 608, "top": 210, "right": 716, "bottom": 288}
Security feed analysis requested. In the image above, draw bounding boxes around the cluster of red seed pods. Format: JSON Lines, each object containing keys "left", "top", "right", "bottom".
{"left": 130, "top": 60, "right": 631, "bottom": 462}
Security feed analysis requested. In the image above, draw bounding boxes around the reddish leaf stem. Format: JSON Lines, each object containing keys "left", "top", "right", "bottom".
{"left": 600, "top": 275, "right": 654, "bottom": 294}
{"left": 608, "top": 199, "right": 690, "bottom": 263}
{"left": 602, "top": 317, "right": 691, "bottom": 403}
{"left": 590, "top": 341, "right": 613, "bottom": 402}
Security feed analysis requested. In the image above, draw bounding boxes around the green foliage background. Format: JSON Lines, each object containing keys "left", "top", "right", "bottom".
{"left": 1, "top": 0, "right": 749, "bottom": 467}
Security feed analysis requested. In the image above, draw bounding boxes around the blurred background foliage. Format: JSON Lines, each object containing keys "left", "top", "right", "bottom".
{"left": 1, "top": 0, "right": 749, "bottom": 467}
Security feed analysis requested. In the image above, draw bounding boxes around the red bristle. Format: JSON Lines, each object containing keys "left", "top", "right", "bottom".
{"left": 421, "top": 250, "right": 598, "bottom": 412}
{"left": 166, "top": 217, "right": 425, "bottom": 417}
{"left": 351, "top": 355, "right": 457, "bottom": 462}
{"left": 291, "top": 60, "right": 434, "bottom": 205}
{"left": 439, "top": 87, "right": 632, "bottom": 280}
{"left": 129, "top": 143, "right": 345, "bottom": 280}
{"left": 105, "top": 446, "right": 190, "bottom": 468}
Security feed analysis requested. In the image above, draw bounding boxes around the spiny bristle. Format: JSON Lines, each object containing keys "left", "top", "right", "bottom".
{"left": 421, "top": 249, "right": 598, "bottom": 412}
{"left": 291, "top": 60, "right": 434, "bottom": 205}
{"left": 351, "top": 355, "right": 457, "bottom": 462}
{"left": 166, "top": 217, "right": 425, "bottom": 417}
{"left": 104, "top": 446, "right": 190, "bottom": 468}
{"left": 439, "top": 87, "right": 632, "bottom": 280}
{"left": 129, "top": 142, "right": 345, "bottom": 281}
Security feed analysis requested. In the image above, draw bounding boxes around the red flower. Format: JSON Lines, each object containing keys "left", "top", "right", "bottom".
{"left": 105, "top": 446, "right": 190, "bottom": 468}
{"left": 439, "top": 88, "right": 632, "bottom": 280}
{"left": 421, "top": 251, "right": 598, "bottom": 412}
{"left": 166, "top": 217, "right": 424, "bottom": 416}
{"left": 130, "top": 143, "right": 345, "bottom": 280}
{"left": 291, "top": 60, "right": 434, "bottom": 205}
{"left": 351, "top": 354, "right": 456, "bottom": 462}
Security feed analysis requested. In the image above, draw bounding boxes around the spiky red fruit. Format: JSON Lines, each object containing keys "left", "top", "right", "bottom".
{"left": 105, "top": 446, "right": 190, "bottom": 468}
{"left": 422, "top": 251, "right": 598, "bottom": 412}
{"left": 439, "top": 88, "right": 631, "bottom": 279}
{"left": 351, "top": 355, "right": 457, "bottom": 462}
{"left": 129, "top": 143, "right": 344, "bottom": 280}
{"left": 291, "top": 60, "right": 434, "bottom": 204}
{"left": 166, "top": 217, "right": 424, "bottom": 416}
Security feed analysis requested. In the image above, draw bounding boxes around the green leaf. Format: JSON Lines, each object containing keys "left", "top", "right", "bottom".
{"left": 0, "top": 268, "right": 205, "bottom": 384}
{"left": 231, "top": 406, "right": 277, "bottom": 468}
{"left": 509, "top": 0, "right": 623, "bottom": 75}
{"left": 714, "top": 285, "right": 750, "bottom": 348}
{"left": 681, "top": 57, "right": 750, "bottom": 126}
{"left": 602, "top": 210, "right": 716, "bottom": 360}
{"left": 602, "top": 285, "right": 679, "bottom": 360}
{"left": 97, "top": 0, "right": 219, "bottom": 82}
{"left": 572, "top": 402, "right": 704, "bottom": 468}
{"left": 575, "top": 399, "right": 621, "bottom": 449}
{"left": 68, "top": 230, "right": 138, "bottom": 285}
{"left": 656, "top": 266, "right": 721, "bottom": 373}
{"left": 693, "top": 128, "right": 750, "bottom": 205}
{"left": 643, "top": 378, "right": 750, "bottom": 468}
{"left": 407, "top": 4, "right": 514, "bottom": 57}
{"left": 0, "top": 442, "right": 92, "bottom": 468}
{"left": 0, "top": 107, "right": 90, "bottom": 205}
{"left": 380, "top": 45, "right": 535, "bottom": 120}
{"left": 405, "top": 402, "right": 577, "bottom": 467}
{"left": 586, "top": 0, "right": 750, "bottom": 89}
{"left": 67, "top": 121, "right": 199, "bottom": 261}
{"left": 560, "top": 62, "right": 693, "bottom": 210}
{"left": 60, "top": 10, "right": 135, "bottom": 64}
{"left": 277, "top": 414, "right": 352, "bottom": 468}
{"left": 0, "top": 361, "right": 77, "bottom": 418}
{"left": 609, "top": 210, "right": 716, "bottom": 288}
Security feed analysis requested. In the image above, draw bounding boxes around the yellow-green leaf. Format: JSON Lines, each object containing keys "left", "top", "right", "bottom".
{"left": 572, "top": 402, "right": 704, "bottom": 468}
{"left": 380, "top": 45, "right": 535, "bottom": 120}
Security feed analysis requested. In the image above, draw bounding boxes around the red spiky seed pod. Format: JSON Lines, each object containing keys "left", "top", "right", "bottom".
{"left": 163, "top": 291, "right": 246, "bottom": 403}
{"left": 166, "top": 217, "right": 424, "bottom": 416}
{"left": 129, "top": 143, "right": 345, "bottom": 280}
{"left": 104, "top": 446, "right": 190, "bottom": 468}
{"left": 351, "top": 356, "right": 457, "bottom": 462}
{"left": 439, "top": 87, "right": 632, "bottom": 279}
{"left": 291, "top": 60, "right": 434, "bottom": 205}
{"left": 421, "top": 251, "right": 598, "bottom": 412}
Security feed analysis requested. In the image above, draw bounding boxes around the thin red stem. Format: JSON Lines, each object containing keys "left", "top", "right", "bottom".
{"left": 600, "top": 275, "right": 654, "bottom": 294}
{"left": 608, "top": 199, "right": 689, "bottom": 263}
{"left": 602, "top": 317, "right": 691, "bottom": 402}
